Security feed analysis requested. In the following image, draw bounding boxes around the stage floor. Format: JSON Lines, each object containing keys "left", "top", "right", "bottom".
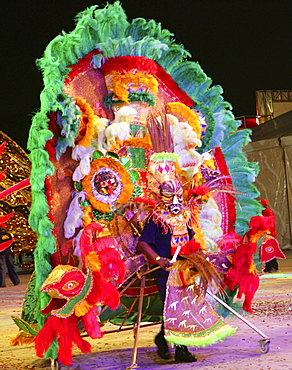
{"left": 1, "top": 250, "right": 291, "bottom": 370}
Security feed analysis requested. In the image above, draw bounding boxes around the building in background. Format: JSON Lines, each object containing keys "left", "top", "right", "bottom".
{"left": 243, "top": 90, "right": 292, "bottom": 249}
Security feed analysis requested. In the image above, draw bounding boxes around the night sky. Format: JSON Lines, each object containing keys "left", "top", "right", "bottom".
{"left": 2, "top": 0, "right": 292, "bottom": 151}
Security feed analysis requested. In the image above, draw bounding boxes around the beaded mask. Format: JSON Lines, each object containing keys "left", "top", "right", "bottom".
{"left": 159, "top": 179, "right": 184, "bottom": 215}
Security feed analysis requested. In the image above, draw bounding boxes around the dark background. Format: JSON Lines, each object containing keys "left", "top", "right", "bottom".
{"left": 1, "top": 0, "right": 292, "bottom": 151}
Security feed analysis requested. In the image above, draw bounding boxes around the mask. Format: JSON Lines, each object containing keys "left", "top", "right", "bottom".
{"left": 160, "top": 179, "right": 183, "bottom": 215}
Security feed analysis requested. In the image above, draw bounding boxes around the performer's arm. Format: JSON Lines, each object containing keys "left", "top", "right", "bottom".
{"left": 137, "top": 241, "right": 172, "bottom": 270}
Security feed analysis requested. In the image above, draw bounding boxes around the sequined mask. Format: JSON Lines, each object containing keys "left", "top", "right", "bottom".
{"left": 160, "top": 179, "right": 183, "bottom": 215}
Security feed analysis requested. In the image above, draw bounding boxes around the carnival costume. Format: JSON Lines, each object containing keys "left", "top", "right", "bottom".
{"left": 7, "top": 2, "right": 280, "bottom": 367}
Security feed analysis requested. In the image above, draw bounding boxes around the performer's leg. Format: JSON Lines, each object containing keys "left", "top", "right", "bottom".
{"left": 269, "top": 258, "right": 279, "bottom": 271}
{"left": 153, "top": 268, "right": 170, "bottom": 359}
{"left": 175, "top": 345, "right": 197, "bottom": 363}
{"left": 6, "top": 255, "right": 20, "bottom": 285}
{"left": 153, "top": 268, "right": 197, "bottom": 362}
{"left": 264, "top": 258, "right": 279, "bottom": 272}
{"left": 153, "top": 268, "right": 168, "bottom": 302}
{"left": 0, "top": 256, "right": 7, "bottom": 287}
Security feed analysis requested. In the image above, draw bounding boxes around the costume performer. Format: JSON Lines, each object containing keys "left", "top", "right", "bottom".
{"left": 9, "top": 3, "right": 271, "bottom": 367}
{"left": 138, "top": 155, "right": 236, "bottom": 362}
{"left": 139, "top": 229, "right": 197, "bottom": 362}
{"left": 138, "top": 180, "right": 197, "bottom": 362}
{"left": 260, "top": 199, "right": 281, "bottom": 273}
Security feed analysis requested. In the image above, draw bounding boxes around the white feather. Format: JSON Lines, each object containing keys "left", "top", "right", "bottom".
{"left": 201, "top": 152, "right": 212, "bottom": 162}
{"left": 79, "top": 153, "right": 91, "bottom": 175}
{"left": 173, "top": 130, "right": 199, "bottom": 145}
{"left": 72, "top": 153, "right": 92, "bottom": 181}
{"left": 95, "top": 118, "right": 108, "bottom": 152}
{"left": 179, "top": 149, "right": 204, "bottom": 169}
{"left": 72, "top": 167, "right": 83, "bottom": 182}
{"left": 171, "top": 121, "right": 192, "bottom": 134}
{"left": 183, "top": 167, "right": 196, "bottom": 179}
{"left": 105, "top": 121, "right": 131, "bottom": 147}
{"left": 174, "top": 138, "right": 202, "bottom": 155}
{"left": 166, "top": 114, "right": 180, "bottom": 126}
{"left": 72, "top": 230, "right": 83, "bottom": 258}
{"left": 72, "top": 145, "right": 92, "bottom": 161}
{"left": 64, "top": 192, "right": 86, "bottom": 239}
{"left": 199, "top": 197, "right": 223, "bottom": 253}
{"left": 115, "top": 106, "right": 137, "bottom": 123}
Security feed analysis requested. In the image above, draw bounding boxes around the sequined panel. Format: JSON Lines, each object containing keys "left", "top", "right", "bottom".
{"left": 0, "top": 131, "right": 37, "bottom": 254}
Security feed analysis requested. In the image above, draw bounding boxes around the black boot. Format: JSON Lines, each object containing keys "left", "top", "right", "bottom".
{"left": 264, "top": 258, "right": 279, "bottom": 273}
{"left": 154, "top": 330, "right": 170, "bottom": 360}
{"left": 175, "top": 345, "right": 197, "bottom": 362}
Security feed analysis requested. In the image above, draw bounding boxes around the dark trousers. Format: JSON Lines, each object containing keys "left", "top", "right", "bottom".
{"left": 153, "top": 267, "right": 169, "bottom": 303}
{"left": 264, "top": 258, "right": 279, "bottom": 272}
{"left": 153, "top": 268, "right": 169, "bottom": 333}
{"left": 153, "top": 268, "right": 186, "bottom": 351}
{"left": 0, "top": 254, "right": 20, "bottom": 287}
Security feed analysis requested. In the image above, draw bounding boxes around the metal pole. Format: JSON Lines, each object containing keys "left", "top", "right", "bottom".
{"left": 127, "top": 274, "right": 146, "bottom": 369}
{"left": 208, "top": 291, "right": 269, "bottom": 339}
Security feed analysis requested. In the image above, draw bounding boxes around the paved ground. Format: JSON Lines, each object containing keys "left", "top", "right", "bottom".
{"left": 1, "top": 251, "right": 292, "bottom": 370}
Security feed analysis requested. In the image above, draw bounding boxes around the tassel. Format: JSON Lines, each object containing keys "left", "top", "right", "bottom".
{"left": 74, "top": 300, "right": 92, "bottom": 317}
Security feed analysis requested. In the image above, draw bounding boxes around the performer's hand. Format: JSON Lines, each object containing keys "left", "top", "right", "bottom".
{"left": 157, "top": 257, "right": 172, "bottom": 270}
